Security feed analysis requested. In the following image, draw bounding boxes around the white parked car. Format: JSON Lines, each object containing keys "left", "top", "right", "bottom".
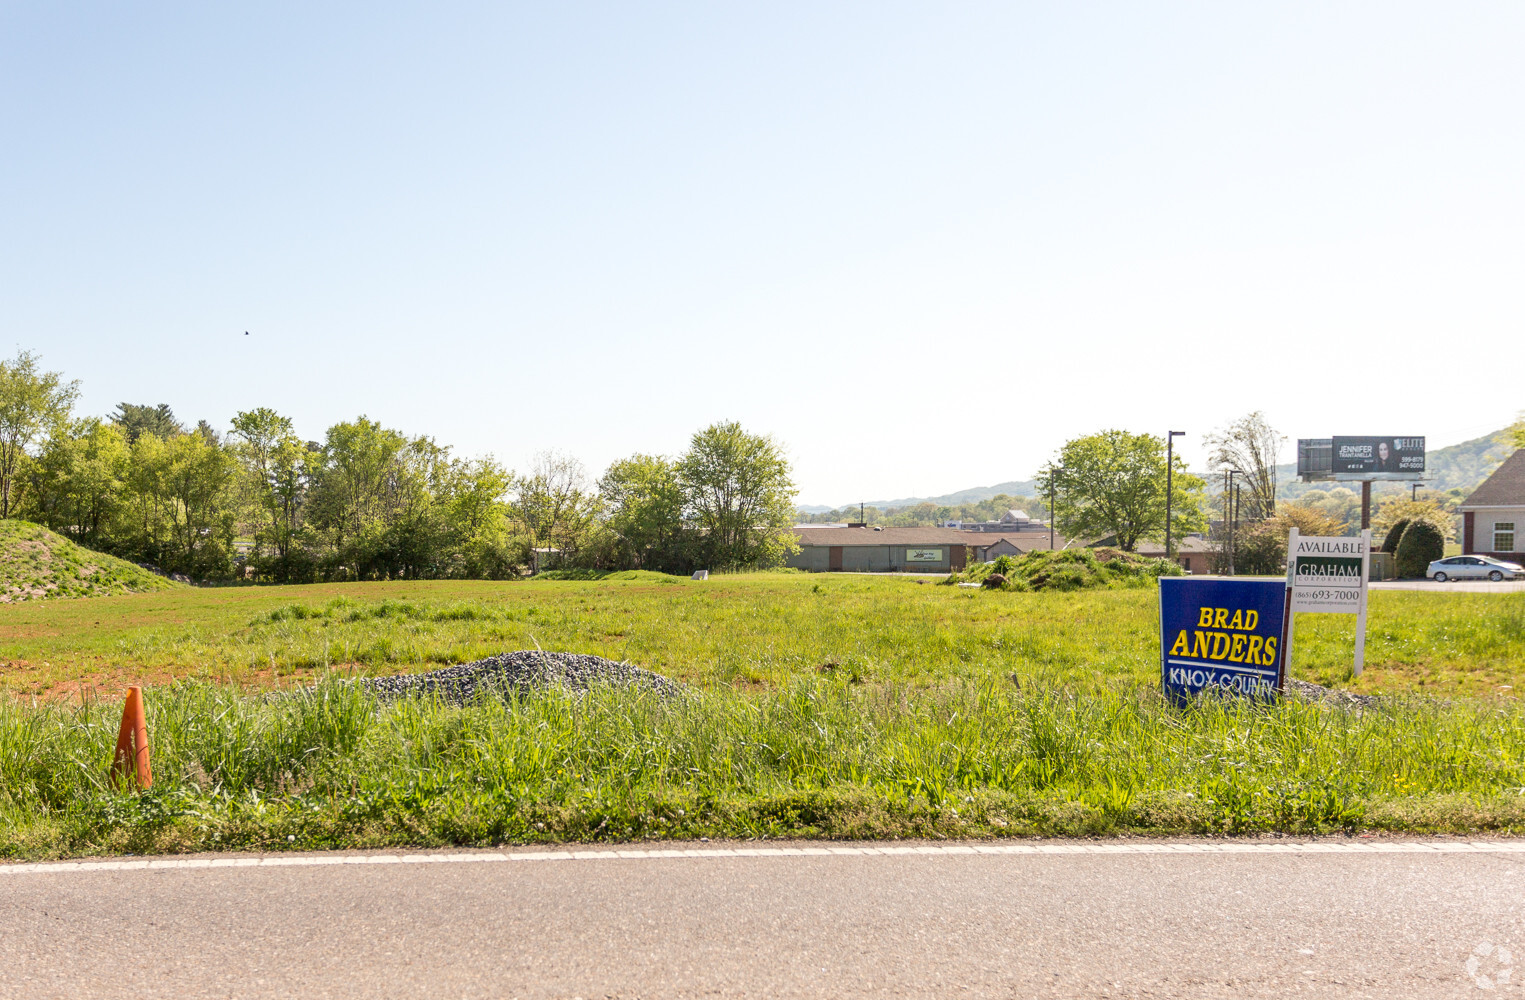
{"left": 1427, "top": 555, "right": 1525, "bottom": 582}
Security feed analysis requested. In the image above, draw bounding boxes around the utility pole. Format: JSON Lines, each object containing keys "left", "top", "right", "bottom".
{"left": 1048, "top": 466, "right": 1056, "bottom": 550}
{"left": 1165, "top": 430, "right": 1185, "bottom": 562}
{"left": 1227, "top": 470, "right": 1245, "bottom": 576}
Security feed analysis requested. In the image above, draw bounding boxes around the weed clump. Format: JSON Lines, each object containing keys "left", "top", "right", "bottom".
{"left": 944, "top": 548, "right": 1182, "bottom": 593}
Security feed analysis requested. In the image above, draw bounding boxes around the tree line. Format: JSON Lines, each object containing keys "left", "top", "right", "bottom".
{"left": 1, "top": 352, "right": 798, "bottom": 581}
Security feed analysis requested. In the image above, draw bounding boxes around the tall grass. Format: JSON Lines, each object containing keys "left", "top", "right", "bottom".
{"left": 5, "top": 677, "right": 1525, "bottom": 859}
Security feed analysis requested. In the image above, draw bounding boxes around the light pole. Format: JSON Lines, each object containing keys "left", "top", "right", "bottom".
{"left": 1227, "top": 469, "right": 1245, "bottom": 575}
{"left": 1411, "top": 483, "right": 1420, "bottom": 502}
{"left": 1165, "top": 430, "right": 1185, "bottom": 562}
{"left": 1047, "top": 465, "right": 1057, "bottom": 550}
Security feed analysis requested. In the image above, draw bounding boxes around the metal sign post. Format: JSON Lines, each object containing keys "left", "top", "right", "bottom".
{"left": 1354, "top": 528, "right": 1371, "bottom": 676}
{"left": 1283, "top": 528, "right": 1299, "bottom": 684}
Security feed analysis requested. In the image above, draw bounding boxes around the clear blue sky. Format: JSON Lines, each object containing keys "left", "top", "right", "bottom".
{"left": 5, "top": 3, "right": 1521, "bottom": 506}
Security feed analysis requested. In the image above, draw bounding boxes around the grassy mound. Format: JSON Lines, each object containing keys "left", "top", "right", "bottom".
{"left": 945, "top": 547, "right": 1182, "bottom": 592}
{"left": 0, "top": 520, "right": 179, "bottom": 602}
{"left": 531, "top": 568, "right": 690, "bottom": 583}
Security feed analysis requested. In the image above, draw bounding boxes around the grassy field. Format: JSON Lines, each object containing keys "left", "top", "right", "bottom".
{"left": 3, "top": 573, "right": 1525, "bottom": 858}
{"left": 3, "top": 573, "right": 1522, "bottom": 697}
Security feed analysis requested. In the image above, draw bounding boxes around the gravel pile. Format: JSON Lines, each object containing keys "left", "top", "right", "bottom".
{"left": 358, "top": 651, "right": 682, "bottom": 703}
{"left": 1285, "top": 678, "right": 1385, "bottom": 709}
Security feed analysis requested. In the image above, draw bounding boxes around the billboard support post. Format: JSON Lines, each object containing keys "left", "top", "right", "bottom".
{"left": 1361, "top": 481, "right": 1372, "bottom": 531}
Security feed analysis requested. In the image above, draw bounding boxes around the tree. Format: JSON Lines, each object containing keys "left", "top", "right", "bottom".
{"left": 511, "top": 452, "right": 601, "bottom": 560}
{"left": 307, "top": 416, "right": 408, "bottom": 564}
{"left": 599, "top": 454, "right": 687, "bottom": 570}
{"left": 1396, "top": 520, "right": 1444, "bottom": 579}
{"left": 1230, "top": 501, "right": 1348, "bottom": 576}
{"left": 110, "top": 403, "right": 182, "bottom": 444}
{"left": 0, "top": 351, "right": 80, "bottom": 518}
{"left": 1204, "top": 412, "right": 1284, "bottom": 520}
{"left": 1380, "top": 518, "right": 1410, "bottom": 554}
{"left": 1036, "top": 430, "right": 1205, "bottom": 551}
{"left": 677, "top": 421, "right": 798, "bottom": 570}
{"left": 26, "top": 417, "right": 130, "bottom": 543}
{"left": 230, "top": 408, "right": 300, "bottom": 559}
{"left": 1373, "top": 498, "right": 1454, "bottom": 542}
{"left": 159, "top": 431, "right": 237, "bottom": 576}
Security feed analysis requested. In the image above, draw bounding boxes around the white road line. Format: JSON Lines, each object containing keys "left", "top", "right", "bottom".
{"left": 4, "top": 840, "right": 1524, "bottom": 876}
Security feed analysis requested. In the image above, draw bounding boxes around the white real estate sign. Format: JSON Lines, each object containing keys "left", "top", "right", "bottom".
{"left": 1285, "top": 528, "right": 1372, "bottom": 676}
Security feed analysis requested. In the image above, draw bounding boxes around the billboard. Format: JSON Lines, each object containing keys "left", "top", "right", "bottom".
{"left": 1159, "top": 578, "right": 1286, "bottom": 703}
{"left": 1330, "top": 436, "right": 1425, "bottom": 479}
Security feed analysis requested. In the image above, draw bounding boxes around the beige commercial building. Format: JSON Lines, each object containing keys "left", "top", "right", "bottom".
{"left": 788, "top": 526, "right": 1065, "bottom": 573}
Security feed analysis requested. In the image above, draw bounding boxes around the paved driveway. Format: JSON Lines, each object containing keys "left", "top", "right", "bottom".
{"left": 1371, "top": 579, "right": 1525, "bottom": 593}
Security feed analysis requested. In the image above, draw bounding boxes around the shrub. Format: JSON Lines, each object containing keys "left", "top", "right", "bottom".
{"left": 1233, "top": 521, "right": 1286, "bottom": 576}
{"left": 1395, "top": 520, "right": 1444, "bottom": 579}
{"left": 943, "top": 547, "right": 1180, "bottom": 592}
{"left": 1381, "top": 518, "right": 1410, "bottom": 555}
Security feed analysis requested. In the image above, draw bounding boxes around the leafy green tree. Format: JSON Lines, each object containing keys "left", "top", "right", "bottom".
{"left": 440, "top": 456, "right": 519, "bottom": 578}
{"left": 307, "top": 417, "right": 408, "bottom": 572}
{"left": 1036, "top": 430, "right": 1205, "bottom": 551}
{"left": 1374, "top": 498, "right": 1454, "bottom": 542}
{"left": 511, "top": 452, "right": 601, "bottom": 562}
{"left": 122, "top": 431, "right": 174, "bottom": 563}
{"left": 160, "top": 431, "right": 237, "bottom": 576}
{"left": 1396, "top": 520, "right": 1444, "bottom": 579}
{"left": 230, "top": 408, "right": 301, "bottom": 560}
{"left": 0, "top": 351, "right": 80, "bottom": 518}
{"left": 110, "top": 403, "right": 182, "bottom": 444}
{"left": 677, "top": 421, "right": 798, "bottom": 570}
{"left": 26, "top": 418, "right": 130, "bottom": 543}
{"left": 599, "top": 454, "right": 687, "bottom": 570}
{"left": 1230, "top": 502, "right": 1348, "bottom": 576}
{"left": 1380, "top": 518, "right": 1410, "bottom": 555}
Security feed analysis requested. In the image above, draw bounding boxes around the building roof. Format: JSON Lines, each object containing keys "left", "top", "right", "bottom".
{"left": 1460, "top": 450, "right": 1525, "bottom": 509}
{"left": 972, "top": 533, "right": 1067, "bottom": 552}
{"left": 1134, "top": 537, "right": 1216, "bottom": 555}
{"left": 793, "top": 526, "right": 992, "bottom": 547}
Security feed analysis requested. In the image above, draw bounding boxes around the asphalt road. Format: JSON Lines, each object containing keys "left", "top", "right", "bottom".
{"left": 1370, "top": 578, "right": 1525, "bottom": 593}
{"left": 5, "top": 840, "right": 1525, "bottom": 999}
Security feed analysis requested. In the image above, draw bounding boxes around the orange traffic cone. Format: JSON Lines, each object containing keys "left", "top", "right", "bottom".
{"left": 111, "top": 686, "right": 152, "bottom": 789}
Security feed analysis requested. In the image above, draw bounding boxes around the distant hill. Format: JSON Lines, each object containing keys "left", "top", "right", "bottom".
{"left": 0, "top": 520, "right": 180, "bottom": 602}
{"left": 801, "top": 426, "right": 1521, "bottom": 515}
{"left": 807, "top": 480, "right": 1038, "bottom": 514}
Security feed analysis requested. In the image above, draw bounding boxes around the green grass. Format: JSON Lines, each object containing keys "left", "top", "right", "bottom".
{"left": 0, "top": 519, "right": 178, "bottom": 603}
{"left": 3, "top": 573, "right": 1525, "bottom": 857}
{"left": 1, "top": 574, "right": 1520, "bottom": 697}
{"left": 5, "top": 677, "right": 1525, "bottom": 859}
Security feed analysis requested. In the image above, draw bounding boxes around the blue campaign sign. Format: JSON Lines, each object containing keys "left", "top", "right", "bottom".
{"left": 1159, "top": 578, "right": 1287, "bottom": 702}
